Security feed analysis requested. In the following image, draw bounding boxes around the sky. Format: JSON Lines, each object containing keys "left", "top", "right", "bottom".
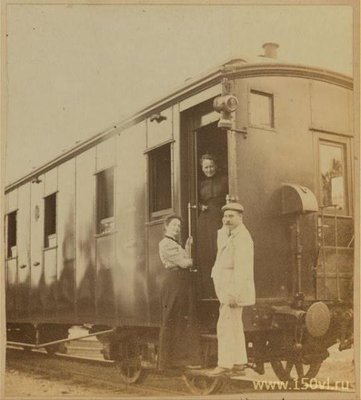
{"left": 4, "top": 4, "right": 354, "bottom": 184}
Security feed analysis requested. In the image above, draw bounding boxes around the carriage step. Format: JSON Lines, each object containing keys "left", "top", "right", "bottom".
{"left": 65, "top": 340, "right": 104, "bottom": 359}
{"left": 64, "top": 348, "right": 104, "bottom": 359}
{"left": 66, "top": 340, "right": 103, "bottom": 349}
{"left": 65, "top": 345, "right": 103, "bottom": 351}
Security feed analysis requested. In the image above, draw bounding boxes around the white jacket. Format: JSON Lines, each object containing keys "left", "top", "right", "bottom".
{"left": 211, "top": 224, "right": 255, "bottom": 306}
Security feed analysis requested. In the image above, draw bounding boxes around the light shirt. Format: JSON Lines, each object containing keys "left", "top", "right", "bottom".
{"left": 211, "top": 224, "right": 255, "bottom": 306}
{"left": 159, "top": 236, "right": 192, "bottom": 269}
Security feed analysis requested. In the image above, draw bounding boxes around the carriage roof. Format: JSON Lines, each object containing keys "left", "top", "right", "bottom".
{"left": 5, "top": 56, "right": 353, "bottom": 193}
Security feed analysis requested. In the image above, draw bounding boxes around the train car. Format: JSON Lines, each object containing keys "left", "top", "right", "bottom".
{"left": 5, "top": 43, "right": 354, "bottom": 393}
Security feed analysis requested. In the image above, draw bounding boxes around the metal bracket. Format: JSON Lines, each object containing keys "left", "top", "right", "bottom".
{"left": 231, "top": 127, "right": 248, "bottom": 139}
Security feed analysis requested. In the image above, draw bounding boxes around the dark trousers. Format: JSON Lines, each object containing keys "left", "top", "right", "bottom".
{"left": 158, "top": 269, "right": 201, "bottom": 369}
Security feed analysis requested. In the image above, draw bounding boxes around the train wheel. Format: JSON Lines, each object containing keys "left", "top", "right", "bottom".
{"left": 115, "top": 340, "right": 144, "bottom": 384}
{"left": 182, "top": 372, "right": 224, "bottom": 395}
{"left": 270, "top": 359, "right": 322, "bottom": 382}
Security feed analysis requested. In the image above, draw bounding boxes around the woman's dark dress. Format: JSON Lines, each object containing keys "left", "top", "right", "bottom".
{"left": 197, "top": 173, "right": 228, "bottom": 298}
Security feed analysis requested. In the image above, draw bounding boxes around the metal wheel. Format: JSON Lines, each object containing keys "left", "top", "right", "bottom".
{"left": 115, "top": 340, "right": 144, "bottom": 384}
{"left": 271, "top": 359, "right": 322, "bottom": 382}
{"left": 182, "top": 372, "right": 224, "bottom": 395}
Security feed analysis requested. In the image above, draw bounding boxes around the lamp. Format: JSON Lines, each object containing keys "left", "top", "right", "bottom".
{"left": 150, "top": 113, "right": 167, "bottom": 123}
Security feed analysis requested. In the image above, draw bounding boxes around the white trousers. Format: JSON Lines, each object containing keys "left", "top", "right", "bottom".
{"left": 217, "top": 304, "right": 247, "bottom": 368}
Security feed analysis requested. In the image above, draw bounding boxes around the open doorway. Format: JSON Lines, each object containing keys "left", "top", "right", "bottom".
{"left": 194, "top": 122, "right": 229, "bottom": 299}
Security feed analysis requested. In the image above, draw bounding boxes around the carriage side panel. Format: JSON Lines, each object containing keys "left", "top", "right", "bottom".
{"left": 310, "top": 83, "right": 354, "bottom": 302}
{"left": 16, "top": 184, "right": 31, "bottom": 318}
{"left": 233, "top": 76, "right": 353, "bottom": 301}
{"left": 115, "top": 123, "right": 149, "bottom": 326}
{"left": 146, "top": 106, "right": 176, "bottom": 325}
{"left": 93, "top": 137, "right": 117, "bottom": 323}
{"left": 234, "top": 77, "right": 318, "bottom": 299}
{"left": 75, "top": 149, "right": 96, "bottom": 321}
{"left": 57, "top": 159, "right": 76, "bottom": 320}
{"left": 310, "top": 80, "right": 353, "bottom": 134}
{"left": 146, "top": 221, "right": 164, "bottom": 325}
{"left": 29, "top": 174, "right": 45, "bottom": 319}
{"left": 42, "top": 169, "right": 58, "bottom": 318}
{"left": 6, "top": 188, "right": 18, "bottom": 214}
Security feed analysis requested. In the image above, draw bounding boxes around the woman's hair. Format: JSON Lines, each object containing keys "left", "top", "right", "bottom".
{"left": 200, "top": 153, "right": 217, "bottom": 165}
{"left": 164, "top": 214, "right": 182, "bottom": 228}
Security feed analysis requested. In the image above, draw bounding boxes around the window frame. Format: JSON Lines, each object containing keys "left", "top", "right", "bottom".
{"left": 147, "top": 141, "right": 174, "bottom": 220}
{"left": 248, "top": 88, "right": 275, "bottom": 130}
{"left": 95, "top": 166, "right": 115, "bottom": 235}
{"left": 43, "top": 192, "right": 57, "bottom": 248}
{"left": 315, "top": 132, "right": 353, "bottom": 217}
{"left": 6, "top": 210, "right": 18, "bottom": 259}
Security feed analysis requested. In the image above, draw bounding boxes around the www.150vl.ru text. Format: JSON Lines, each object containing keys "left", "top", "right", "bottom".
{"left": 253, "top": 377, "right": 352, "bottom": 391}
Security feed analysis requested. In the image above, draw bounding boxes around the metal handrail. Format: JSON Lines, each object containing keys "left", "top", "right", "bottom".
{"left": 334, "top": 205, "right": 341, "bottom": 301}
{"left": 319, "top": 204, "right": 343, "bottom": 301}
{"left": 7, "top": 328, "right": 115, "bottom": 349}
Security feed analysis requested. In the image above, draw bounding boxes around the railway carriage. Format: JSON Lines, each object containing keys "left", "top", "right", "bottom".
{"left": 5, "top": 43, "right": 355, "bottom": 393}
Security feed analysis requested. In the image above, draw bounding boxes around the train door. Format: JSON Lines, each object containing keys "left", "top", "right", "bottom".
{"left": 181, "top": 104, "right": 229, "bottom": 301}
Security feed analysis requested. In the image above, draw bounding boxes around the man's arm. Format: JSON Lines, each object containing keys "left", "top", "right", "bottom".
{"left": 232, "top": 231, "right": 255, "bottom": 306}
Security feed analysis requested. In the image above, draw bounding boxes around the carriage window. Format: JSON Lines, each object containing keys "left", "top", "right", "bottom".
{"left": 319, "top": 141, "right": 347, "bottom": 211}
{"left": 249, "top": 90, "right": 274, "bottom": 128}
{"left": 96, "top": 167, "right": 114, "bottom": 233}
{"left": 7, "top": 211, "right": 17, "bottom": 258}
{"left": 149, "top": 143, "right": 172, "bottom": 215}
{"left": 44, "top": 193, "right": 57, "bottom": 247}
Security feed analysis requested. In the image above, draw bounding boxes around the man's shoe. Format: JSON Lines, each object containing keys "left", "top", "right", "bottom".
{"left": 207, "top": 366, "right": 232, "bottom": 376}
{"left": 232, "top": 364, "right": 246, "bottom": 375}
{"left": 253, "top": 362, "right": 265, "bottom": 375}
{"left": 233, "top": 364, "right": 247, "bottom": 371}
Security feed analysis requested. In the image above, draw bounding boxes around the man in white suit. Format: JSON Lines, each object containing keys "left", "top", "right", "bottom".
{"left": 209, "top": 202, "right": 255, "bottom": 376}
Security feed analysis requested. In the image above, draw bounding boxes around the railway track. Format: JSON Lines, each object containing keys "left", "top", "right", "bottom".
{"left": 7, "top": 346, "right": 352, "bottom": 396}
{"left": 6, "top": 347, "right": 192, "bottom": 397}
{"left": 6, "top": 346, "right": 258, "bottom": 396}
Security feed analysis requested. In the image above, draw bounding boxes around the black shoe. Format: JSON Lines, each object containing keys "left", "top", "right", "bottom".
{"left": 232, "top": 364, "right": 246, "bottom": 375}
{"left": 254, "top": 362, "right": 265, "bottom": 375}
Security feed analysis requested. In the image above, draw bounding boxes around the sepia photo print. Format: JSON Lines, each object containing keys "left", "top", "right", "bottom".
{"left": 1, "top": 1, "right": 359, "bottom": 399}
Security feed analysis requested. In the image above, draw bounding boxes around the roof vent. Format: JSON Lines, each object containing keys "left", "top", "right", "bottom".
{"left": 262, "top": 42, "right": 279, "bottom": 59}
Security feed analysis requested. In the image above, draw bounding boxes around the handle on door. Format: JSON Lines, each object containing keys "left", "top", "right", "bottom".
{"left": 20, "top": 264, "right": 27, "bottom": 269}
{"left": 33, "top": 262, "right": 40, "bottom": 266}
{"left": 187, "top": 202, "right": 197, "bottom": 239}
{"left": 187, "top": 202, "right": 198, "bottom": 272}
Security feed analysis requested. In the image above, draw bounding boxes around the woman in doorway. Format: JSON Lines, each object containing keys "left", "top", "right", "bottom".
{"left": 158, "top": 215, "right": 201, "bottom": 370}
{"left": 197, "top": 153, "right": 228, "bottom": 298}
